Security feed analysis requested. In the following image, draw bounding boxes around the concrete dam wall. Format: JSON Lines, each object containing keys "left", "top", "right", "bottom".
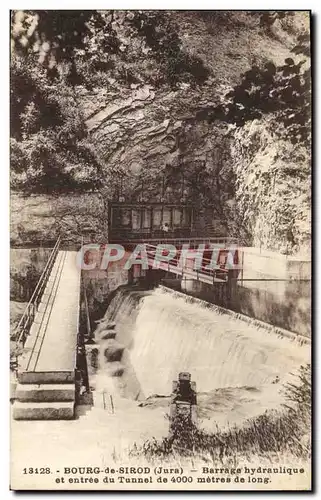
{"left": 97, "top": 286, "right": 309, "bottom": 400}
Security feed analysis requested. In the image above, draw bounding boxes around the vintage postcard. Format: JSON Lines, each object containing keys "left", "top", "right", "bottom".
{"left": 10, "top": 10, "right": 311, "bottom": 491}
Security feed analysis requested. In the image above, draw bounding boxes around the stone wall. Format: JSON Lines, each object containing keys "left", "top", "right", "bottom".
{"left": 11, "top": 192, "right": 106, "bottom": 247}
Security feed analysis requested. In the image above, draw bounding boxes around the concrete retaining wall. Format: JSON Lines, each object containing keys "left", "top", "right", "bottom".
{"left": 180, "top": 247, "right": 311, "bottom": 338}
{"left": 181, "top": 278, "right": 310, "bottom": 338}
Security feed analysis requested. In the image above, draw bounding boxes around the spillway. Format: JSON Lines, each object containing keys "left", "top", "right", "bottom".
{"left": 95, "top": 286, "right": 309, "bottom": 402}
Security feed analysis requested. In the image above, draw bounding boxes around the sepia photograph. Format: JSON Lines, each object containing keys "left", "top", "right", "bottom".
{"left": 9, "top": 9, "right": 311, "bottom": 491}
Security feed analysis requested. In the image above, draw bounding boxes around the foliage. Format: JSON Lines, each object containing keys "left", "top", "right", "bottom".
{"left": 11, "top": 10, "right": 210, "bottom": 88}
{"left": 207, "top": 53, "right": 310, "bottom": 148}
{"left": 10, "top": 54, "right": 103, "bottom": 193}
{"left": 257, "top": 11, "right": 295, "bottom": 30}
{"left": 283, "top": 363, "right": 311, "bottom": 414}
{"left": 12, "top": 11, "right": 107, "bottom": 68}
{"left": 11, "top": 57, "right": 61, "bottom": 140}
{"left": 188, "top": 18, "right": 311, "bottom": 251}
{"left": 191, "top": 19, "right": 311, "bottom": 148}
{"left": 10, "top": 10, "right": 120, "bottom": 193}
{"left": 10, "top": 10, "right": 213, "bottom": 194}
{"left": 128, "top": 11, "right": 210, "bottom": 87}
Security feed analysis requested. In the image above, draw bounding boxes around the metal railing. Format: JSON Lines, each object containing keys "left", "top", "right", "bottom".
{"left": 15, "top": 235, "right": 61, "bottom": 346}
{"left": 78, "top": 235, "right": 93, "bottom": 339}
{"left": 83, "top": 277, "right": 92, "bottom": 340}
{"left": 144, "top": 244, "right": 241, "bottom": 284}
{"left": 110, "top": 236, "right": 239, "bottom": 247}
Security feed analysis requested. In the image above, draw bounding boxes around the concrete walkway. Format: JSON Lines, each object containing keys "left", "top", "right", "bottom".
{"left": 20, "top": 251, "right": 80, "bottom": 374}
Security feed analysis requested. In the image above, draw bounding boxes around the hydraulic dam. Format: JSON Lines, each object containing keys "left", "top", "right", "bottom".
{"left": 91, "top": 285, "right": 310, "bottom": 429}
{"left": 11, "top": 262, "right": 311, "bottom": 475}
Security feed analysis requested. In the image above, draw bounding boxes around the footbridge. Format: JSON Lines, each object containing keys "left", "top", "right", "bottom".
{"left": 12, "top": 237, "right": 83, "bottom": 420}
{"left": 143, "top": 241, "right": 241, "bottom": 285}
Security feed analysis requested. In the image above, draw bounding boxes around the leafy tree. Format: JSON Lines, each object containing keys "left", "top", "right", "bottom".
{"left": 200, "top": 30, "right": 311, "bottom": 147}
{"left": 11, "top": 11, "right": 116, "bottom": 77}
{"left": 10, "top": 10, "right": 213, "bottom": 194}
{"left": 10, "top": 10, "right": 120, "bottom": 193}
{"left": 128, "top": 11, "right": 210, "bottom": 87}
{"left": 10, "top": 54, "right": 103, "bottom": 193}
{"left": 224, "top": 59, "right": 309, "bottom": 146}
{"left": 10, "top": 56, "right": 62, "bottom": 140}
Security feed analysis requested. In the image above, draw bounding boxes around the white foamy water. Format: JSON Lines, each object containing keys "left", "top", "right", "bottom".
{"left": 103, "top": 287, "right": 309, "bottom": 399}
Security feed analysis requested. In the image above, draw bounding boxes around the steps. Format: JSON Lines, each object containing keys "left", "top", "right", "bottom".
{"left": 15, "top": 383, "right": 75, "bottom": 402}
{"left": 13, "top": 401, "right": 74, "bottom": 420}
{"left": 18, "top": 370, "right": 75, "bottom": 385}
{"left": 13, "top": 380, "right": 75, "bottom": 420}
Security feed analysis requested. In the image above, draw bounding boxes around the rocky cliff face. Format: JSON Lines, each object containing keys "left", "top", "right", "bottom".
{"left": 10, "top": 11, "right": 311, "bottom": 253}
{"left": 231, "top": 119, "right": 311, "bottom": 254}
{"left": 79, "top": 12, "right": 302, "bottom": 190}
{"left": 10, "top": 193, "right": 105, "bottom": 247}
{"left": 75, "top": 11, "right": 310, "bottom": 252}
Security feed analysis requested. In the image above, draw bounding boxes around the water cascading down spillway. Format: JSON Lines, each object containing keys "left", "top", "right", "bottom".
{"left": 92, "top": 286, "right": 310, "bottom": 427}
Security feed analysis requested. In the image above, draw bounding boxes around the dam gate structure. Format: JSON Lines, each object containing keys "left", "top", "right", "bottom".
{"left": 169, "top": 372, "right": 197, "bottom": 434}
